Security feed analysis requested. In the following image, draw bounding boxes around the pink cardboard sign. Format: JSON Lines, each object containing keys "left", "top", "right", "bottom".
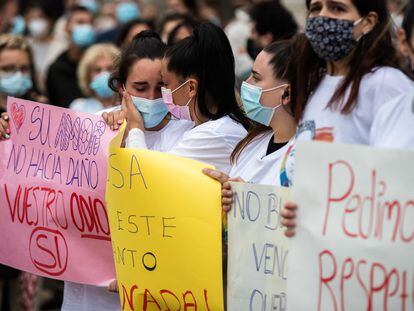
{"left": 0, "top": 97, "right": 117, "bottom": 285}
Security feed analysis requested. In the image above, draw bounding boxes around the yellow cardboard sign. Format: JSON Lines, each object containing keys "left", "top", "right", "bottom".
{"left": 106, "top": 127, "right": 224, "bottom": 310}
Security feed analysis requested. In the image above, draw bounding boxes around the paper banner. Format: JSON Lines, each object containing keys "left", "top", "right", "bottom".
{"left": 106, "top": 133, "right": 224, "bottom": 310}
{"left": 227, "top": 182, "right": 291, "bottom": 311}
{"left": 0, "top": 97, "right": 117, "bottom": 285}
{"left": 287, "top": 141, "right": 414, "bottom": 310}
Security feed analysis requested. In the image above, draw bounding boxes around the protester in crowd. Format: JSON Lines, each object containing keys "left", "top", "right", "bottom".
{"left": 2, "top": 0, "right": 26, "bottom": 37}
{"left": 0, "top": 34, "right": 49, "bottom": 310}
{"left": 0, "top": 1, "right": 19, "bottom": 34}
{"left": 158, "top": 12, "right": 195, "bottom": 44}
{"left": 225, "top": 0, "right": 253, "bottom": 82}
{"left": 25, "top": 1, "right": 58, "bottom": 89}
{"left": 105, "top": 30, "right": 194, "bottom": 150}
{"left": 0, "top": 35, "right": 47, "bottom": 118}
{"left": 46, "top": 5, "right": 95, "bottom": 108}
{"left": 69, "top": 43, "right": 120, "bottom": 113}
{"left": 105, "top": 22, "right": 251, "bottom": 174}
{"left": 279, "top": 0, "right": 414, "bottom": 237}
{"left": 115, "top": 18, "right": 153, "bottom": 48}
{"left": 94, "top": 2, "right": 118, "bottom": 33}
{"left": 96, "top": 0, "right": 141, "bottom": 43}
{"left": 247, "top": 0, "right": 298, "bottom": 60}
{"left": 199, "top": 0, "right": 222, "bottom": 26}
{"left": 292, "top": 0, "right": 413, "bottom": 145}
{"left": 203, "top": 35, "right": 306, "bottom": 199}
{"left": 41, "top": 1, "right": 72, "bottom": 77}
{"left": 77, "top": 0, "right": 100, "bottom": 15}
{"left": 166, "top": 19, "right": 196, "bottom": 46}
{"left": 166, "top": 0, "right": 199, "bottom": 18}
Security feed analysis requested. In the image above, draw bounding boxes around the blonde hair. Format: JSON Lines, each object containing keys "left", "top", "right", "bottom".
{"left": 0, "top": 34, "right": 31, "bottom": 52}
{"left": 0, "top": 34, "right": 35, "bottom": 78}
{"left": 78, "top": 44, "right": 121, "bottom": 96}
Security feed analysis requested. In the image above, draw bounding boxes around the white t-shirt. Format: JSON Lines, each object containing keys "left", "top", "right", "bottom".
{"left": 229, "top": 131, "right": 296, "bottom": 186}
{"left": 286, "top": 67, "right": 413, "bottom": 185}
{"left": 126, "top": 116, "right": 248, "bottom": 174}
{"left": 61, "top": 282, "right": 120, "bottom": 311}
{"left": 145, "top": 118, "right": 194, "bottom": 152}
{"left": 297, "top": 67, "right": 414, "bottom": 144}
{"left": 62, "top": 106, "right": 121, "bottom": 311}
{"left": 70, "top": 98, "right": 107, "bottom": 114}
{"left": 370, "top": 90, "right": 414, "bottom": 149}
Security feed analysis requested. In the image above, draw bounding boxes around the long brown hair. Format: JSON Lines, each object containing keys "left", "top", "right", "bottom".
{"left": 231, "top": 35, "right": 306, "bottom": 163}
{"left": 296, "top": 0, "right": 407, "bottom": 117}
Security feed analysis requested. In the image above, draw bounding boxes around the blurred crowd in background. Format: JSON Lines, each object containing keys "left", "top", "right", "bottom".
{"left": 0, "top": 0, "right": 413, "bottom": 310}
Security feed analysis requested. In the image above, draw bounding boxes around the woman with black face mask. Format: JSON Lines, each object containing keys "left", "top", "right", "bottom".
{"left": 281, "top": 0, "right": 414, "bottom": 236}
{"left": 290, "top": 0, "right": 413, "bottom": 146}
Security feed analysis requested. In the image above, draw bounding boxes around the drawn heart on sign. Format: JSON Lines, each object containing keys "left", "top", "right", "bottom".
{"left": 11, "top": 102, "right": 25, "bottom": 133}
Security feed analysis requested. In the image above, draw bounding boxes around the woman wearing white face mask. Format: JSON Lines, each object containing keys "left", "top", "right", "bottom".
{"left": 69, "top": 44, "right": 120, "bottom": 113}
{"left": 25, "top": 3, "right": 56, "bottom": 89}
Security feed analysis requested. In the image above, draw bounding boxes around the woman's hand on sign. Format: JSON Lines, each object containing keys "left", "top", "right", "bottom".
{"left": 107, "top": 279, "right": 119, "bottom": 293}
{"left": 202, "top": 168, "right": 244, "bottom": 212}
{"left": 281, "top": 202, "right": 298, "bottom": 237}
{"left": 0, "top": 112, "right": 10, "bottom": 140}
{"left": 102, "top": 109, "right": 125, "bottom": 131}
{"left": 121, "top": 88, "right": 145, "bottom": 133}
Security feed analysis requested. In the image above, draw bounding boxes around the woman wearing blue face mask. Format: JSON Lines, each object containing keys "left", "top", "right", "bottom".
{"left": 0, "top": 34, "right": 47, "bottom": 309}
{"left": 0, "top": 34, "right": 47, "bottom": 140}
{"left": 116, "top": 1, "right": 140, "bottom": 24}
{"left": 106, "top": 22, "right": 251, "bottom": 174}
{"left": 101, "top": 30, "right": 194, "bottom": 153}
{"left": 203, "top": 36, "right": 305, "bottom": 200}
{"left": 69, "top": 44, "right": 120, "bottom": 113}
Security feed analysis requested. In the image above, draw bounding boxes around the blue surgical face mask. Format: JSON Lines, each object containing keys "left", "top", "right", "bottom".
{"left": 72, "top": 24, "right": 96, "bottom": 48}
{"left": 90, "top": 72, "right": 113, "bottom": 99}
{"left": 79, "top": 0, "right": 100, "bottom": 14}
{"left": 116, "top": 2, "right": 140, "bottom": 24}
{"left": 0, "top": 72, "right": 33, "bottom": 96}
{"left": 130, "top": 96, "right": 169, "bottom": 128}
{"left": 10, "top": 16, "right": 25, "bottom": 35}
{"left": 241, "top": 81, "right": 287, "bottom": 126}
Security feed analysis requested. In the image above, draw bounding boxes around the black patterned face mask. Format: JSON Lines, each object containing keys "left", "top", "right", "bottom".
{"left": 305, "top": 16, "right": 363, "bottom": 61}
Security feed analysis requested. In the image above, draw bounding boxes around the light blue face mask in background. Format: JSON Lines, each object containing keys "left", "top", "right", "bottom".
{"left": 0, "top": 72, "right": 33, "bottom": 96}
{"left": 10, "top": 16, "right": 25, "bottom": 35}
{"left": 90, "top": 72, "right": 113, "bottom": 99}
{"left": 78, "top": 0, "right": 100, "bottom": 14}
{"left": 240, "top": 81, "right": 287, "bottom": 126}
{"left": 130, "top": 95, "right": 169, "bottom": 129}
{"left": 116, "top": 2, "right": 140, "bottom": 24}
{"left": 72, "top": 24, "right": 96, "bottom": 48}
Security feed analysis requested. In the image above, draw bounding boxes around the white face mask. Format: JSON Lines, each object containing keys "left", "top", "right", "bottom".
{"left": 95, "top": 16, "right": 117, "bottom": 32}
{"left": 28, "top": 18, "right": 49, "bottom": 38}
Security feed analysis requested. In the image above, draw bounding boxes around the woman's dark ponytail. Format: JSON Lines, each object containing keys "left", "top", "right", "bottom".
{"left": 166, "top": 22, "right": 251, "bottom": 129}
{"left": 109, "top": 30, "right": 166, "bottom": 92}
